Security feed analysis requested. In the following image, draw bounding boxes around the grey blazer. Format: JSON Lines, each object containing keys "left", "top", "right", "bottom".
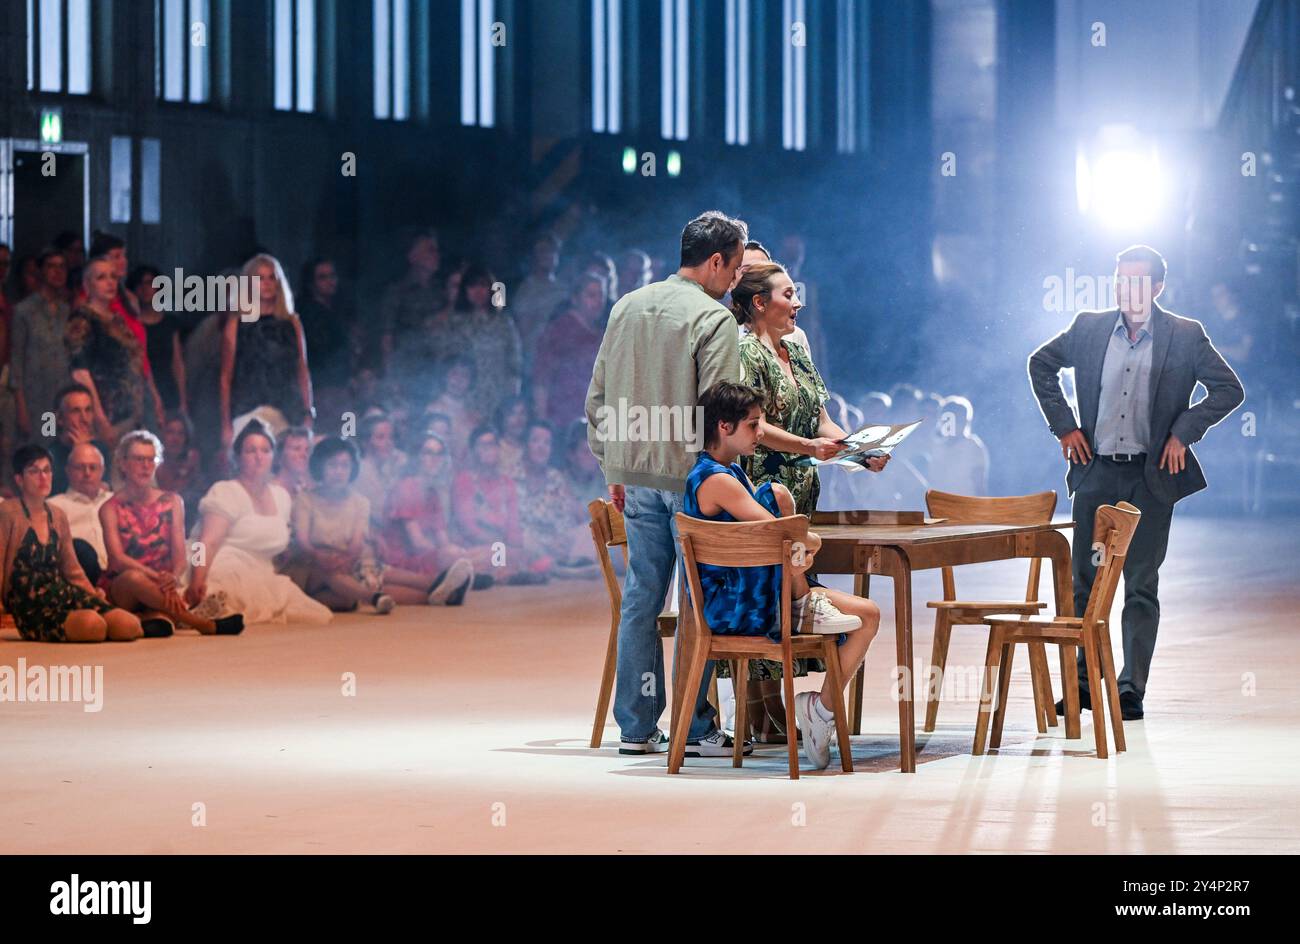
{"left": 1027, "top": 303, "right": 1245, "bottom": 505}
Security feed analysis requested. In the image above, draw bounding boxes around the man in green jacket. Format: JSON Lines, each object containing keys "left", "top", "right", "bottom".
{"left": 586, "top": 210, "right": 749, "bottom": 756}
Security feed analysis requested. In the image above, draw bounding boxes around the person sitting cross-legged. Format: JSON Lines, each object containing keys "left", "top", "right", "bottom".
{"left": 685, "top": 381, "right": 881, "bottom": 769}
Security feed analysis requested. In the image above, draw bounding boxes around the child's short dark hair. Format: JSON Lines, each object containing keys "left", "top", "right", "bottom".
{"left": 700, "top": 381, "right": 763, "bottom": 447}
{"left": 308, "top": 436, "right": 360, "bottom": 483}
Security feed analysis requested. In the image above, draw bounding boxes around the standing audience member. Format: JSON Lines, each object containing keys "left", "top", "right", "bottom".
{"left": 186, "top": 420, "right": 332, "bottom": 625}
{"left": 616, "top": 249, "right": 653, "bottom": 298}
{"left": 11, "top": 249, "right": 72, "bottom": 441}
{"left": 1, "top": 444, "right": 142, "bottom": 643}
{"left": 130, "top": 264, "right": 187, "bottom": 414}
{"left": 532, "top": 271, "right": 608, "bottom": 427}
{"left": 294, "top": 436, "right": 474, "bottom": 612}
{"left": 101, "top": 430, "right": 244, "bottom": 636}
{"left": 52, "top": 231, "right": 86, "bottom": 297}
{"left": 452, "top": 263, "right": 522, "bottom": 427}
{"left": 298, "top": 257, "right": 354, "bottom": 392}
{"left": 511, "top": 233, "right": 567, "bottom": 372}
{"left": 380, "top": 228, "right": 444, "bottom": 366}
{"left": 48, "top": 441, "right": 112, "bottom": 585}
{"left": 219, "top": 254, "right": 314, "bottom": 449}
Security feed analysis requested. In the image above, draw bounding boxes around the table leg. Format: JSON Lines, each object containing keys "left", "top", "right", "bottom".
{"left": 850, "top": 572, "right": 869, "bottom": 735}
{"left": 884, "top": 548, "right": 916, "bottom": 773}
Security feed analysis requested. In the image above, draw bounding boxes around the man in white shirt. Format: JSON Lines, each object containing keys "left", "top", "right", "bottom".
{"left": 48, "top": 441, "right": 112, "bottom": 584}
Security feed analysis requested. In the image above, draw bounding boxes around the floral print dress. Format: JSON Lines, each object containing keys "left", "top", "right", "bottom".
{"left": 735, "top": 334, "right": 832, "bottom": 679}
{"left": 102, "top": 492, "right": 175, "bottom": 588}
{"left": 4, "top": 500, "right": 112, "bottom": 642}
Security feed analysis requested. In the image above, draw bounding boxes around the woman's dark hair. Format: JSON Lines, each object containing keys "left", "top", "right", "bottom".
{"left": 232, "top": 418, "right": 276, "bottom": 456}
{"left": 308, "top": 436, "right": 360, "bottom": 483}
{"left": 744, "top": 239, "right": 771, "bottom": 258}
{"left": 454, "top": 262, "right": 496, "bottom": 311}
{"left": 680, "top": 211, "right": 748, "bottom": 268}
{"left": 162, "top": 410, "right": 194, "bottom": 452}
{"left": 12, "top": 443, "right": 53, "bottom": 477}
{"left": 700, "top": 381, "right": 764, "bottom": 448}
{"left": 729, "top": 261, "right": 788, "bottom": 326}
{"left": 494, "top": 395, "right": 531, "bottom": 438}
{"left": 300, "top": 257, "right": 333, "bottom": 292}
{"left": 52, "top": 230, "right": 83, "bottom": 253}
{"left": 525, "top": 420, "right": 556, "bottom": 467}
{"left": 127, "top": 264, "right": 159, "bottom": 296}
{"left": 88, "top": 230, "right": 125, "bottom": 260}
{"left": 467, "top": 424, "right": 498, "bottom": 451}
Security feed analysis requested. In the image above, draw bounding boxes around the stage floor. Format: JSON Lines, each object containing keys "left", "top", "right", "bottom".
{"left": 2, "top": 515, "right": 1297, "bottom": 854}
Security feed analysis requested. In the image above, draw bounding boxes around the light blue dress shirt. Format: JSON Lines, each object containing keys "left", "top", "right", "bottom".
{"left": 1095, "top": 312, "right": 1154, "bottom": 455}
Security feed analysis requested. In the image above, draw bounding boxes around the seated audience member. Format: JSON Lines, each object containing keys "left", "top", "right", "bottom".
{"left": 513, "top": 421, "right": 597, "bottom": 578}
{"left": 275, "top": 426, "right": 313, "bottom": 498}
{"left": 686, "top": 382, "right": 881, "bottom": 769}
{"left": 47, "top": 383, "right": 113, "bottom": 495}
{"left": 185, "top": 420, "right": 332, "bottom": 626}
{"left": 451, "top": 426, "right": 551, "bottom": 585}
{"left": 354, "top": 412, "right": 409, "bottom": 529}
{"left": 156, "top": 410, "right": 204, "bottom": 512}
{"left": 1, "top": 445, "right": 142, "bottom": 643}
{"left": 495, "top": 395, "right": 531, "bottom": 479}
{"left": 425, "top": 358, "right": 479, "bottom": 460}
{"left": 293, "top": 437, "right": 474, "bottom": 611}
{"left": 382, "top": 434, "right": 495, "bottom": 589}
{"left": 564, "top": 419, "right": 605, "bottom": 504}
{"left": 101, "top": 430, "right": 243, "bottom": 636}
{"left": 424, "top": 411, "right": 453, "bottom": 449}
{"left": 47, "top": 442, "right": 112, "bottom": 586}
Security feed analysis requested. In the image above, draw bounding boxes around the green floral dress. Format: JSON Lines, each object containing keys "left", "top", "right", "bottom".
{"left": 4, "top": 500, "right": 112, "bottom": 642}
{"left": 726, "top": 334, "right": 832, "bottom": 680}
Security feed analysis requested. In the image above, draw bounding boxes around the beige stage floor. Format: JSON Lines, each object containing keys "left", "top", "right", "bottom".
{"left": 2, "top": 515, "right": 1297, "bottom": 854}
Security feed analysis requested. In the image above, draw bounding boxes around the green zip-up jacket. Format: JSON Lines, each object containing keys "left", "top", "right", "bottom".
{"left": 585, "top": 274, "right": 742, "bottom": 492}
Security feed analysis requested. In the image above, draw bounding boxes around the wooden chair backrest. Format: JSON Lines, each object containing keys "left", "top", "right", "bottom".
{"left": 674, "top": 513, "right": 808, "bottom": 655}
{"left": 588, "top": 499, "right": 628, "bottom": 621}
{"left": 1080, "top": 501, "right": 1141, "bottom": 630}
{"left": 925, "top": 489, "right": 1057, "bottom": 602}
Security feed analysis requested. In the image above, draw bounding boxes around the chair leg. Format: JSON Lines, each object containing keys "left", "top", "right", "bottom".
{"left": 732, "top": 660, "right": 749, "bottom": 768}
{"left": 1097, "top": 621, "right": 1126, "bottom": 752}
{"left": 1081, "top": 627, "right": 1108, "bottom": 759}
{"left": 848, "top": 663, "right": 864, "bottom": 736}
{"left": 990, "top": 640, "right": 1015, "bottom": 749}
{"left": 923, "top": 610, "right": 952, "bottom": 732}
{"left": 1059, "top": 643, "right": 1081, "bottom": 739}
{"left": 1028, "top": 641, "right": 1057, "bottom": 730}
{"left": 590, "top": 616, "right": 620, "bottom": 749}
{"left": 972, "top": 628, "right": 1002, "bottom": 755}
{"left": 821, "top": 644, "right": 853, "bottom": 772}
{"left": 668, "top": 638, "right": 711, "bottom": 774}
{"left": 781, "top": 658, "right": 800, "bottom": 780}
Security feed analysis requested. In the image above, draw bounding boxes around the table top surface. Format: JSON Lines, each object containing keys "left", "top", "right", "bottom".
{"left": 813, "top": 518, "right": 1075, "bottom": 546}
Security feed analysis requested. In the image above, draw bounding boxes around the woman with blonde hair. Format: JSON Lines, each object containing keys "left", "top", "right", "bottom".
{"left": 218, "top": 253, "right": 314, "bottom": 453}
{"left": 100, "top": 429, "right": 244, "bottom": 636}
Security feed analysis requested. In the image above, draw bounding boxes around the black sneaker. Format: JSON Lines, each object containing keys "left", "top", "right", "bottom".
{"left": 140, "top": 617, "right": 174, "bottom": 638}
{"left": 1054, "top": 688, "right": 1092, "bottom": 715}
{"left": 619, "top": 729, "right": 669, "bottom": 755}
{"left": 505, "top": 571, "right": 548, "bottom": 586}
{"left": 471, "top": 574, "right": 495, "bottom": 591}
{"left": 685, "top": 730, "right": 753, "bottom": 757}
{"left": 1119, "top": 692, "right": 1144, "bottom": 721}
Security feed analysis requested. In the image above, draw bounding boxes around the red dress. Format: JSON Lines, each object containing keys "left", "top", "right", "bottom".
{"left": 101, "top": 491, "right": 176, "bottom": 588}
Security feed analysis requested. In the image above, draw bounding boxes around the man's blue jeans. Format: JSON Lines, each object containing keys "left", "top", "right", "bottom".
{"left": 615, "top": 486, "right": 718, "bottom": 742}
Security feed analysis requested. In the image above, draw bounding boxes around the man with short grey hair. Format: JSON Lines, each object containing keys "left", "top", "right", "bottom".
{"left": 49, "top": 441, "right": 112, "bottom": 586}
{"left": 586, "top": 210, "right": 749, "bottom": 756}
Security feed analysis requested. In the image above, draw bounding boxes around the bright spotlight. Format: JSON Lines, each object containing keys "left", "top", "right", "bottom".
{"left": 1076, "top": 145, "right": 1164, "bottom": 229}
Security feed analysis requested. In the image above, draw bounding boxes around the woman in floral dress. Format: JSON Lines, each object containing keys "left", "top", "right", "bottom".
{"left": 728, "top": 262, "right": 890, "bottom": 741}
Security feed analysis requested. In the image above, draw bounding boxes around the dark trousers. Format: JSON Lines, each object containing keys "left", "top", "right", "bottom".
{"left": 1070, "top": 457, "right": 1174, "bottom": 700}
{"left": 73, "top": 538, "right": 102, "bottom": 587}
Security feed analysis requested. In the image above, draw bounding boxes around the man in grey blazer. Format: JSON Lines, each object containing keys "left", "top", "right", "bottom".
{"left": 1028, "top": 245, "right": 1245, "bottom": 719}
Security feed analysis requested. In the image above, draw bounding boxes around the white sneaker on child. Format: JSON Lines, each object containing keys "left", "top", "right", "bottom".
{"left": 792, "top": 591, "right": 862, "bottom": 634}
{"left": 794, "top": 691, "right": 835, "bottom": 769}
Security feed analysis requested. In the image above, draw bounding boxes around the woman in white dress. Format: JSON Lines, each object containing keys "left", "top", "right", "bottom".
{"left": 184, "top": 419, "right": 332, "bottom": 626}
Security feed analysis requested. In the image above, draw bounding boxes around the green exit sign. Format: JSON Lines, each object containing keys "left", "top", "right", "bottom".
{"left": 40, "top": 108, "right": 62, "bottom": 145}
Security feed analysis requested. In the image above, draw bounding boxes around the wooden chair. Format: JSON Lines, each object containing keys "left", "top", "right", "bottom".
{"left": 977, "top": 501, "right": 1140, "bottom": 759}
{"left": 588, "top": 499, "right": 679, "bottom": 749}
{"left": 670, "top": 513, "right": 853, "bottom": 779}
{"left": 924, "top": 489, "right": 1060, "bottom": 742}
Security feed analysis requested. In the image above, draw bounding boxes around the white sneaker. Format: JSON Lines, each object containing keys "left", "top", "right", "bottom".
{"left": 373, "top": 593, "right": 396, "bottom": 614}
{"left": 685, "top": 729, "right": 754, "bottom": 757}
{"left": 792, "top": 591, "right": 862, "bottom": 634}
{"left": 794, "top": 691, "right": 834, "bottom": 770}
{"left": 428, "top": 559, "right": 474, "bottom": 605}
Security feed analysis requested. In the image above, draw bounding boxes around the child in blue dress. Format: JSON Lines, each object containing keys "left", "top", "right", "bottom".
{"left": 685, "top": 381, "right": 881, "bottom": 769}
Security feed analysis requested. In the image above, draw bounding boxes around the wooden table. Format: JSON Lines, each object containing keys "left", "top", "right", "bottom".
{"left": 811, "top": 511, "right": 1076, "bottom": 773}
